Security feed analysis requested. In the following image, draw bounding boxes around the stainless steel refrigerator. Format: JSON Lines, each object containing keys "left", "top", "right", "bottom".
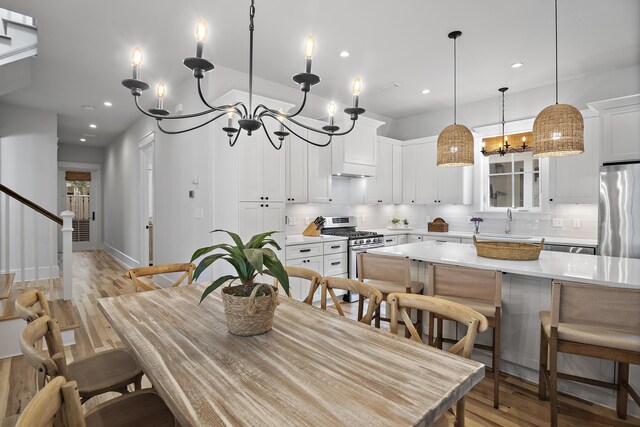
{"left": 598, "top": 162, "right": 640, "bottom": 258}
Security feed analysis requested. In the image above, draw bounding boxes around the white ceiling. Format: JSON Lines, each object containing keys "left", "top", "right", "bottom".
{"left": 1, "top": 0, "right": 638, "bottom": 147}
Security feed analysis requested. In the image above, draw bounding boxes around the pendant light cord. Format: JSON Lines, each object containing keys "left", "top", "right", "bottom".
{"left": 555, "top": 0, "right": 558, "bottom": 104}
{"left": 453, "top": 36, "right": 457, "bottom": 124}
{"left": 502, "top": 90, "right": 505, "bottom": 143}
{"left": 248, "top": 0, "right": 256, "bottom": 116}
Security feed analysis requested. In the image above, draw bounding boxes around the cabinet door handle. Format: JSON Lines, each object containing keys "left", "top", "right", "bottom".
{"left": 265, "top": 204, "right": 269, "bottom": 207}
{"left": 436, "top": 240, "right": 447, "bottom": 243}
{"left": 386, "top": 239, "right": 393, "bottom": 242}
{"left": 260, "top": 204, "right": 264, "bottom": 207}
{"left": 265, "top": 196, "right": 269, "bottom": 200}
{"left": 292, "top": 198, "right": 294, "bottom": 201}
{"left": 331, "top": 245, "right": 340, "bottom": 249}
{"left": 260, "top": 196, "right": 264, "bottom": 200}
{"left": 329, "top": 198, "right": 333, "bottom": 202}
{"left": 549, "top": 198, "right": 554, "bottom": 202}
{"left": 299, "top": 249, "right": 311, "bottom": 253}
{"left": 331, "top": 261, "right": 341, "bottom": 266}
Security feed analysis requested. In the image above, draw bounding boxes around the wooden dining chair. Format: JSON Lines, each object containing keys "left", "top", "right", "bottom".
{"left": 273, "top": 265, "right": 322, "bottom": 304}
{"left": 16, "top": 376, "right": 176, "bottom": 427}
{"left": 358, "top": 253, "right": 424, "bottom": 333}
{"left": 387, "top": 293, "right": 488, "bottom": 427}
{"left": 538, "top": 280, "right": 640, "bottom": 427}
{"left": 320, "top": 277, "right": 383, "bottom": 325}
{"left": 15, "top": 289, "right": 52, "bottom": 323}
{"left": 125, "top": 263, "right": 196, "bottom": 292}
{"left": 20, "top": 315, "right": 143, "bottom": 404}
{"left": 427, "top": 262, "right": 503, "bottom": 408}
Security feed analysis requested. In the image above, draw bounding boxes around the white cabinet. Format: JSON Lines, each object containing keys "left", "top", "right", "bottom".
{"left": 324, "top": 252, "right": 348, "bottom": 277}
{"left": 402, "top": 145, "right": 417, "bottom": 204}
{"left": 392, "top": 145, "right": 403, "bottom": 204}
{"left": 305, "top": 118, "right": 333, "bottom": 203}
{"left": 397, "top": 235, "right": 408, "bottom": 245}
{"left": 286, "top": 136, "right": 307, "bottom": 203}
{"left": 383, "top": 235, "right": 397, "bottom": 246}
{"left": 549, "top": 114, "right": 600, "bottom": 204}
{"left": 416, "top": 143, "right": 438, "bottom": 204}
{"left": 332, "top": 116, "right": 385, "bottom": 177}
{"left": 590, "top": 95, "right": 640, "bottom": 164}
{"left": 423, "top": 235, "right": 461, "bottom": 243}
{"left": 407, "top": 234, "right": 422, "bottom": 243}
{"left": 238, "top": 202, "right": 285, "bottom": 257}
{"left": 364, "top": 141, "right": 392, "bottom": 204}
{"left": 284, "top": 256, "right": 323, "bottom": 301}
{"left": 239, "top": 130, "right": 286, "bottom": 202}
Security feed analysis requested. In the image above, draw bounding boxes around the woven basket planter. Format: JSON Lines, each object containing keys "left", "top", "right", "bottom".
{"left": 473, "top": 235, "right": 545, "bottom": 261}
{"left": 221, "top": 283, "right": 279, "bottom": 337}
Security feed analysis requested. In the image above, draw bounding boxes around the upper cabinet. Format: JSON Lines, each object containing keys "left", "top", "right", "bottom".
{"left": 364, "top": 139, "right": 393, "bottom": 204}
{"left": 239, "top": 119, "right": 286, "bottom": 203}
{"left": 286, "top": 130, "right": 308, "bottom": 203}
{"left": 392, "top": 145, "right": 403, "bottom": 204}
{"left": 332, "top": 116, "right": 385, "bottom": 177}
{"left": 403, "top": 141, "right": 471, "bottom": 206}
{"left": 549, "top": 113, "right": 600, "bottom": 204}
{"left": 589, "top": 95, "right": 640, "bottom": 164}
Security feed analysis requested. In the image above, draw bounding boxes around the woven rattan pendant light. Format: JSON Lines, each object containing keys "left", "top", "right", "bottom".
{"left": 532, "top": 0, "right": 584, "bottom": 158}
{"left": 437, "top": 31, "right": 474, "bottom": 167}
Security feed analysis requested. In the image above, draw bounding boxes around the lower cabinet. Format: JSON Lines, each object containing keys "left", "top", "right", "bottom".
{"left": 423, "top": 236, "right": 461, "bottom": 243}
{"left": 383, "top": 235, "right": 398, "bottom": 246}
{"left": 407, "top": 235, "right": 422, "bottom": 243}
{"left": 285, "top": 240, "right": 348, "bottom": 303}
{"left": 397, "top": 235, "right": 408, "bottom": 245}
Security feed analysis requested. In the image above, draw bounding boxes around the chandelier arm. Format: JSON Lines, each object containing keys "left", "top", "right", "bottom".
{"left": 134, "top": 96, "right": 216, "bottom": 120}
{"left": 196, "top": 79, "right": 247, "bottom": 117}
{"left": 156, "top": 112, "right": 227, "bottom": 135}
{"left": 259, "top": 118, "right": 283, "bottom": 151}
{"left": 261, "top": 115, "right": 333, "bottom": 148}
{"left": 264, "top": 112, "right": 356, "bottom": 137}
{"left": 229, "top": 130, "right": 242, "bottom": 147}
{"left": 253, "top": 91, "right": 308, "bottom": 119}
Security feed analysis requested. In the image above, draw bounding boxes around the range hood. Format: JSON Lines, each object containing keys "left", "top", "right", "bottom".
{"left": 331, "top": 116, "right": 385, "bottom": 178}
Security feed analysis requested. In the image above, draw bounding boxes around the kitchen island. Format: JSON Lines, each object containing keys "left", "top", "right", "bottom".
{"left": 369, "top": 241, "right": 640, "bottom": 417}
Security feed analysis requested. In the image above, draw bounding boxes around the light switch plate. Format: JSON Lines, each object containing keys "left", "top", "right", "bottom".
{"left": 194, "top": 208, "right": 204, "bottom": 219}
{"left": 572, "top": 218, "right": 581, "bottom": 228}
{"left": 287, "top": 216, "right": 296, "bottom": 226}
{"left": 552, "top": 218, "right": 563, "bottom": 228}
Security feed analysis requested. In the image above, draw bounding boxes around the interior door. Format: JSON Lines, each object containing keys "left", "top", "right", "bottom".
{"left": 140, "top": 142, "right": 155, "bottom": 266}
{"left": 65, "top": 172, "right": 98, "bottom": 251}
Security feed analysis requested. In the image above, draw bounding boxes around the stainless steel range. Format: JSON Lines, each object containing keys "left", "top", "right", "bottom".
{"left": 321, "top": 216, "right": 384, "bottom": 302}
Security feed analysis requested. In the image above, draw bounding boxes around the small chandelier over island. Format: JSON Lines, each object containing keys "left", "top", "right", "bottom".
{"left": 122, "top": 0, "right": 366, "bottom": 150}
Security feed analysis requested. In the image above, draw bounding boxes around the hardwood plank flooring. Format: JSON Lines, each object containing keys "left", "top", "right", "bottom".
{"left": 0, "top": 250, "right": 637, "bottom": 426}
{"left": 0, "top": 274, "right": 14, "bottom": 300}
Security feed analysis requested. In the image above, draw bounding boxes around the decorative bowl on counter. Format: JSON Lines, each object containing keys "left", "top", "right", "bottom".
{"left": 473, "top": 235, "right": 545, "bottom": 261}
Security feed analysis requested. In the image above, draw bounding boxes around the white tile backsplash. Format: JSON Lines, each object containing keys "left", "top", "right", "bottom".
{"left": 285, "top": 180, "right": 598, "bottom": 239}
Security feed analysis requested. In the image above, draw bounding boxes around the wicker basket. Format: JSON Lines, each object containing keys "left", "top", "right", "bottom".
{"left": 428, "top": 218, "right": 449, "bottom": 232}
{"left": 473, "top": 235, "right": 545, "bottom": 261}
{"left": 221, "top": 283, "right": 279, "bottom": 336}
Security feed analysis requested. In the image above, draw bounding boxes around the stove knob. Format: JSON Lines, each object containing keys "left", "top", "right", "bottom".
{"left": 365, "top": 239, "right": 371, "bottom": 244}
{"left": 354, "top": 240, "right": 361, "bottom": 245}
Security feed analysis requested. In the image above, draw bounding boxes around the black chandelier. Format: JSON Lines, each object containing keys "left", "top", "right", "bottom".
{"left": 122, "top": 0, "right": 366, "bottom": 150}
{"left": 481, "top": 87, "right": 531, "bottom": 157}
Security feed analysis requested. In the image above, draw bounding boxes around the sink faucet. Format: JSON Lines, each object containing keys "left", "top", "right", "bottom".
{"left": 505, "top": 208, "right": 512, "bottom": 236}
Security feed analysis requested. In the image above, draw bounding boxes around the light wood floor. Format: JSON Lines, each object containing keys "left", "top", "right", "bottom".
{"left": 1, "top": 250, "right": 637, "bottom": 426}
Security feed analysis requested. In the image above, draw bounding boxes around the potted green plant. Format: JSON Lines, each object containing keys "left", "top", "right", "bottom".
{"left": 391, "top": 217, "right": 401, "bottom": 228}
{"left": 403, "top": 218, "right": 410, "bottom": 229}
{"left": 191, "top": 230, "right": 289, "bottom": 337}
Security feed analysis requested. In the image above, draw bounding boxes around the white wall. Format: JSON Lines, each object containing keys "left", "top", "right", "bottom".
{"left": 58, "top": 143, "right": 104, "bottom": 165}
{"left": 388, "top": 64, "right": 640, "bottom": 140}
{"left": 0, "top": 103, "right": 59, "bottom": 279}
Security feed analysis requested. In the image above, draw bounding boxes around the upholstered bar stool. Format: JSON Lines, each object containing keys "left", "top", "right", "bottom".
{"left": 538, "top": 280, "right": 640, "bottom": 426}
{"left": 427, "top": 262, "right": 502, "bottom": 408}
{"left": 357, "top": 253, "right": 424, "bottom": 334}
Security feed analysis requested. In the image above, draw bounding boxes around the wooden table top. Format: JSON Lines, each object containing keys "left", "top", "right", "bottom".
{"left": 98, "top": 285, "right": 484, "bottom": 427}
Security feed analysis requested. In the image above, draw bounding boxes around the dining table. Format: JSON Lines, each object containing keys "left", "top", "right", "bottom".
{"left": 98, "top": 284, "right": 485, "bottom": 426}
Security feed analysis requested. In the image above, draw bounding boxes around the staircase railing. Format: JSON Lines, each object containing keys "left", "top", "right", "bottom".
{"left": 0, "top": 183, "right": 74, "bottom": 300}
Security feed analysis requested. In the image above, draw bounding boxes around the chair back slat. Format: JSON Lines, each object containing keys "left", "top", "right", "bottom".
{"left": 16, "top": 377, "right": 86, "bottom": 427}
{"left": 388, "top": 293, "right": 488, "bottom": 359}
{"left": 15, "top": 289, "right": 52, "bottom": 323}
{"left": 551, "top": 280, "right": 640, "bottom": 332}
{"left": 20, "top": 316, "right": 70, "bottom": 389}
{"left": 428, "top": 263, "right": 501, "bottom": 307}
{"left": 321, "top": 277, "right": 383, "bottom": 324}
{"left": 125, "top": 263, "right": 195, "bottom": 292}
{"left": 358, "top": 253, "right": 411, "bottom": 286}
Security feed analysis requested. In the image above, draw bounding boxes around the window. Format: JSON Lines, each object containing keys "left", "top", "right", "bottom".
{"left": 487, "top": 152, "right": 540, "bottom": 209}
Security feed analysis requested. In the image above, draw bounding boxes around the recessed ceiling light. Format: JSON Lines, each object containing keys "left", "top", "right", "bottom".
{"left": 511, "top": 62, "right": 524, "bottom": 68}
{"left": 339, "top": 51, "right": 350, "bottom": 58}
{"left": 82, "top": 105, "right": 95, "bottom": 110}
{"left": 421, "top": 89, "right": 430, "bottom": 94}
{"left": 80, "top": 138, "right": 86, "bottom": 142}
{"left": 103, "top": 101, "right": 113, "bottom": 107}
{"left": 89, "top": 124, "right": 97, "bottom": 128}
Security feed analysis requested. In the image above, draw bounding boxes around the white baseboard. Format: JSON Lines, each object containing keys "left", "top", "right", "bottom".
{"left": 8, "top": 266, "right": 60, "bottom": 282}
{"left": 103, "top": 243, "right": 140, "bottom": 271}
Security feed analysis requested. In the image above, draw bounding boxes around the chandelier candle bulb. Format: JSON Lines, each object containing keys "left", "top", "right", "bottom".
{"left": 304, "top": 34, "right": 315, "bottom": 73}
{"left": 195, "top": 19, "right": 208, "bottom": 58}
{"left": 278, "top": 108, "right": 285, "bottom": 132}
{"left": 131, "top": 47, "right": 143, "bottom": 80}
{"left": 227, "top": 108, "right": 234, "bottom": 128}
{"left": 328, "top": 101, "right": 336, "bottom": 126}
{"left": 156, "top": 82, "right": 166, "bottom": 109}
{"left": 352, "top": 77, "right": 362, "bottom": 107}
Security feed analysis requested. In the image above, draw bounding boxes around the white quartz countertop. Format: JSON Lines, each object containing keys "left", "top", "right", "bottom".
{"left": 367, "top": 228, "right": 598, "bottom": 247}
{"left": 285, "top": 235, "right": 348, "bottom": 246}
{"left": 368, "top": 241, "right": 639, "bottom": 289}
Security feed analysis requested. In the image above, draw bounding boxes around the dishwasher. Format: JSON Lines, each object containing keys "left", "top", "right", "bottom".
{"left": 542, "top": 244, "right": 596, "bottom": 255}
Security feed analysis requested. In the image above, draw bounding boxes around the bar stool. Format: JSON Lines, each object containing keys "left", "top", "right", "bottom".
{"left": 427, "top": 262, "right": 502, "bottom": 409}
{"left": 357, "top": 253, "right": 424, "bottom": 335}
{"left": 538, "top": 280, "right": 640, "bottom": 426}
